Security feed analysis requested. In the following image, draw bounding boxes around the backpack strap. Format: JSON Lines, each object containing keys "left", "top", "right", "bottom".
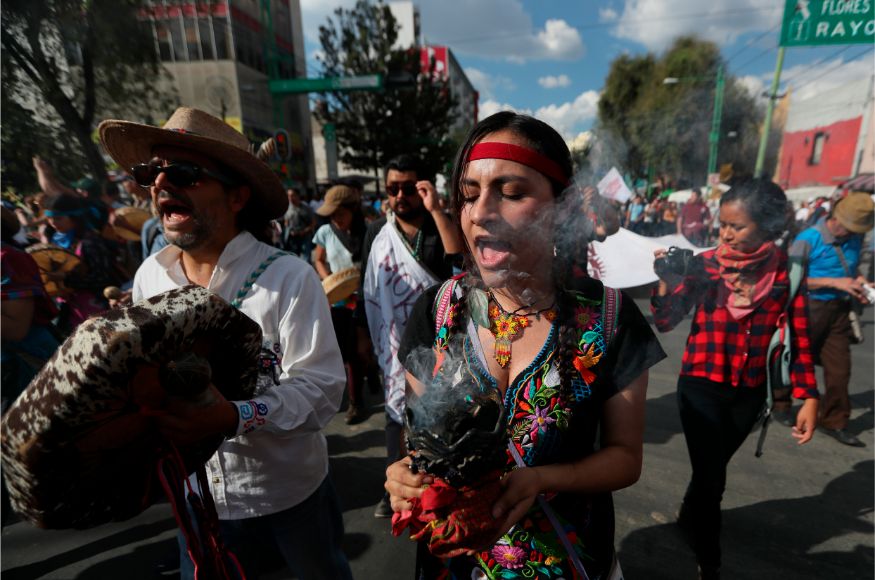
{"left": 432, "top": 274, "right": 464, "bottom": 336}
{"left": 601, "top": 285, "right": 623, "bottom": 348}
{"left": 757, "top": 256, "right": 805, "bottom": 457}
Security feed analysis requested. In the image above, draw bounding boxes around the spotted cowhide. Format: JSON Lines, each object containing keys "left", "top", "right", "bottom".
{"left": 1, "top": 285, "right": 262, "bottom": 529}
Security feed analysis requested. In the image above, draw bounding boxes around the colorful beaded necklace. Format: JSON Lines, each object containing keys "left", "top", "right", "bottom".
{"left": 487, "top": 292, "right": 556, "bottom": 368}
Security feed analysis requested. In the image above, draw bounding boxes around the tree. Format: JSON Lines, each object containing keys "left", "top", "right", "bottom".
{"left": 595, "top": 36, "right": 772, "bottom": 186}
{"left": 314, "top": 0, "right": 458, "bottom": 183}
{"left": 1, "top": 0, "right": 174, "bottom": 192}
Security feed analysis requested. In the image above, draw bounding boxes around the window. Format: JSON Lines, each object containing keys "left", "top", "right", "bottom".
{"left": 169, "top": 16, "right": 187, "bottom": 61}
{"left": 199, "top": 18, "right": 214, "bottom": 60}
{"left": 810, "top": 132, "right": 825, "bottom": 165}
{"left": 185, "top": 17, "right": 201, "bottom": 60}
{"left": 155, "top": 20, "right": 173, "bottom": 61}
{"left": 214, "top": 17, "right": 231, "bottom": 60}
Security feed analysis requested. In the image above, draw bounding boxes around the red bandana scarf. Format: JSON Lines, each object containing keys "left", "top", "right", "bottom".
{"left": 714, "top": 241, "right": 779, "bottom": 320}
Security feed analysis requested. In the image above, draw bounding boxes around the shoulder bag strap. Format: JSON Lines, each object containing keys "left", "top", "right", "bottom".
{"left": 507, "top": 441, "right": 591, "bottom": 580}
{"left": 601, "top": 286, "right": 623, "bottom": 348}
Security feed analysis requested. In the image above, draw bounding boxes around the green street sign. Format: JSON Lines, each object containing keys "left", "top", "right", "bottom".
{"left": 269, "top": 75, "right": 384, "bottom": 95}
{"left": 781, "top": 0, "right": 875, "bottom": 46}
{"left": 323, "top": 123, "right": 336, "bottom": 142}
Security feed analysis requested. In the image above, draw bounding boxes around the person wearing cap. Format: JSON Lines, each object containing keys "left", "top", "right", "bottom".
{"left": 313, "top": 185, "right": 368, "bottom": 424}
{"left": 98, "top": 107, "right": 352, "bottom": 579}
{"left": 789, "top": 192, "right": 875, "bottom": 447}
{"left": 282, "top": 187, "right": 316, "bottom": 261}
{"left": 357, "top": 153, "right": 463, "bottom": 518}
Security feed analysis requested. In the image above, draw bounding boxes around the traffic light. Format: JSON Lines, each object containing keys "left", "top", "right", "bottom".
{"left": 274, "top": 129, "right": 290, "bottom": 161}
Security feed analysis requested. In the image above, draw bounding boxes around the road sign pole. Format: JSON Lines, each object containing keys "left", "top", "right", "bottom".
{"left": 755, "top": 47, "right": 786, "bottom": 177}
{"left": 707, "top": 65, "right": 725, "bottom": 184}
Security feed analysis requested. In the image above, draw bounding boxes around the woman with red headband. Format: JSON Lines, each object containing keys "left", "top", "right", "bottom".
{"left": 385, "top": 112, "right": 665, "bottom": 579}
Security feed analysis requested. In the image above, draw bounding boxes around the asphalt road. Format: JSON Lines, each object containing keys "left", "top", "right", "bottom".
{"left": 2, "top": 298, "right": 873, "bottom": 580}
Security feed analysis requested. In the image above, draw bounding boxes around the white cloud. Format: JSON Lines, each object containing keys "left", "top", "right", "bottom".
{"left": 599, "top": 7, "right": 619, "bottom": 22}
{"left": 738, "top": 74, "right": 766, "bottom": 100}
{"left": 479, "top": 99, "right": 525, "bottom": 120}
{"left": 781, "top": 57, "right": 875, "bottom": 101}
{"left": 533, "top": 90, "right": 601, "bottom": 140}
{"left": 538, "top": 74, "right": 571, "bottom": 89}
{"left": 480, "top": 90, "right": 600, "bottom": 139}
{"left": 300, "top": 0, "right": 358, "bottom": 43}
{"left": 420, "top": 0, "right": 585, "bottom": 62}
{"left": 610, "top": 0, "right": 783, "bottom": 52}
{"left": 465, "top": 67, "right": 517, "bottom": 100}
{"left": 567, "top": 131, "right": 594, "bottom": 152}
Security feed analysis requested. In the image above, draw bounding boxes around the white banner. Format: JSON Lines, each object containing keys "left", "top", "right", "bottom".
{"left": 597, "top": 167, "right": 634, "bottom": 203}
{"left": 588, "top": 228, "right": 710, "bottom": 288}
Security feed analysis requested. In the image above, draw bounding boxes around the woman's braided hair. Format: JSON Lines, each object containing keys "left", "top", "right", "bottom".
{"left": 447, "top": 112, "right": 584, "bottom": 405}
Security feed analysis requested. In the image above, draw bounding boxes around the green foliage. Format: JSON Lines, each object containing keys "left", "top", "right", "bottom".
{"left": 595, "top": 36, "right": 770, "bottom": 185}
{"left": 314, "top": 0, "right": 458, "bottom": 182}
{"left": 1, "top": 0, "right": 175, "bottom": 192}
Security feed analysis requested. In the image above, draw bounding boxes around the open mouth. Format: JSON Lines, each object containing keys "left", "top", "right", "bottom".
{"left": 475, "top": 237, "right": 512, "bottom": 269}
{"left": 157, "top": 198, "right": 194, "bottom": 225}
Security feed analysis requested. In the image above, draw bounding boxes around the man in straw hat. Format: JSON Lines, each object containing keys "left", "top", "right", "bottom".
{"left": 789, "top": 191, "right": 875, "bottom": 447}
{"left": 98, "top": 107, "right": 352, "bottom": 579}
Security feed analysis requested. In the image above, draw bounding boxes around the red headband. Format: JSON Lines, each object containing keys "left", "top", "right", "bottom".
{"left": 467, "top": 142, "right": 569, "bottom": 185}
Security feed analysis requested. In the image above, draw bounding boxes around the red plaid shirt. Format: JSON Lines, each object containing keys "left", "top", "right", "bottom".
{"left": 651, "top": 248, "right": 818, "bottom": 399}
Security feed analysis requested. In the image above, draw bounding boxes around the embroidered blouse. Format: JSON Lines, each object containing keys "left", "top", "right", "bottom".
{"left": 399, "top": 276, "right": 665, "bottom": 579}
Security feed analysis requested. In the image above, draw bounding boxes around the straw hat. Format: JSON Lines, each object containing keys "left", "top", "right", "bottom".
{"left": 833, "top": 192, "right": 874, "bottom": 234}
{"left": 111, "top": 206, "right": 151, "bottom": 242}
{"left": 97, "top": 107, "right": 286, "bottom": 221}
{"left": 322, "top": 266, "right": 360, "bottom": 304}
{"left": 316, "top": 185, "right": 359, "bottom": 216}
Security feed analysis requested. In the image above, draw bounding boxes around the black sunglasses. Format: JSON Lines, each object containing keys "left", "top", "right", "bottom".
{"left": 386, "top": 183, "right": 417, "bottom": 197}
{"left": 130, "top": 161, "right": 237, "bottom": 189}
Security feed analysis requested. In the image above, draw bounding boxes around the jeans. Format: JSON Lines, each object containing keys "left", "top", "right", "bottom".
{"left": 178, "top": 475, "right": 352, "bottom": 580}
{"left": 677, "top": 375, "right": 765, "bottom": 568}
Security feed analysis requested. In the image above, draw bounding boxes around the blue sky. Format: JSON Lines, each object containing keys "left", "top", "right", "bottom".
{"left": 300, "top": 0, "right": 875, "bottom": 142}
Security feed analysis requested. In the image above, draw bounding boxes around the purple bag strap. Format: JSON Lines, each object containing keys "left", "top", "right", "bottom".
{"left": 507, "top": 441, "right": 591, "bottom": 580}
{"left": 601, "top": 286, "right": 622, "bottom": 346}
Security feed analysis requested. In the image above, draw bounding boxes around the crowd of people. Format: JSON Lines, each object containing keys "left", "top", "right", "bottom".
{"left": 1, "top": 105, "right": 874, "bottom": 580}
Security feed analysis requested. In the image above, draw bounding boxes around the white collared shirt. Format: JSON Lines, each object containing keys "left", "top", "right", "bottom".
{"left": 133, "top": 231, "right": 345, "bottom": 519}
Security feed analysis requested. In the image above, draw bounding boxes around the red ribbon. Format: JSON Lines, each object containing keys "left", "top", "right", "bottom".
{"left": 467, "top": 142, "right": 570, "bottom": 185}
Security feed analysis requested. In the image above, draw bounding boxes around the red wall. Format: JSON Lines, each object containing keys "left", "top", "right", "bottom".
{"left": 778, "top": 116, "right": 862, "bottom": 189}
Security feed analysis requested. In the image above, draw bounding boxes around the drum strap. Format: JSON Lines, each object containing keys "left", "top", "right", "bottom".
{"left": 230, "top": 252, "right": 287, "bottom": 308}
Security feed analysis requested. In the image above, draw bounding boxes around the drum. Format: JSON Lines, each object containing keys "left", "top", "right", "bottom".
{"left": 111, "top": 206, "right": 151, "bottom": 242}
{"left": 25, "top": 243, "right": 81, "bottom": 297}
{"left": 0, "top": 285, "right": 263, "bottom": 529}
{"left": 322, "top": 266, "right": 360, "bottom": 304}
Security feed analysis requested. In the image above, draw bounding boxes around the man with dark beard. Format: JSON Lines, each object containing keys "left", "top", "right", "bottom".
{"left": 357, "top": 154, "right": 462, "bottom": 518}
{"left": 99, "top": 107, "right": 352, "bottom": 579}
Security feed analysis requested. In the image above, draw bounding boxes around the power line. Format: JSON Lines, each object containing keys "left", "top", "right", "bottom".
{"left": 725, "top": 20, "right": 782, "bottom": 65}
{"left": 790, "top": 46, "right": 874, "bottom": 94}
{"left": 779, "top": 45, "right": 853, "bottom": 86}
{"left": 733, "top": 45, "right": 777, "bottom": 71}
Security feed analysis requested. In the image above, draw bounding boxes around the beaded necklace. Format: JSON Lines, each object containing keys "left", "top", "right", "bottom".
{"left": 487, "top": 292, "right": 556, "bottom": 368}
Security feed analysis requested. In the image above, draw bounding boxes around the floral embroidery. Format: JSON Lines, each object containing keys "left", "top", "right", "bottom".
{"left": 574, "top": 304, "right": 600, "bottom": 328}
{"left": 491, "top": 545, "right": 527, "bottom": 570}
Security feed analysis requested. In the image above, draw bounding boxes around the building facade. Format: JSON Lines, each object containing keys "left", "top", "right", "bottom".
{"left": 776, "top": 76, "right": 874, "bottom": 189}
{"left": 141, "top": 0, "right": 315, "bottom": 190}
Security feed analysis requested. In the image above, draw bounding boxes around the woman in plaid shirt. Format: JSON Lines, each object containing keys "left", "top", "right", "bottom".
{"left": 651, "top": 178, "right": 818, "bottom": 580}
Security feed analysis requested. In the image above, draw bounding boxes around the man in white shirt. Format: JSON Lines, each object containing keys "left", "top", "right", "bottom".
{"left": 98, "top": 107, "right": 351, "bottom": 580}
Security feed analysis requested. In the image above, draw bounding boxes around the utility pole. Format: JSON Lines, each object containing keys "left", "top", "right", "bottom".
{"left": 707, "top": 65, "right": 725, "bottom": 184}
{"left": 754, "top": 47, "right": 786, "bottom": 178}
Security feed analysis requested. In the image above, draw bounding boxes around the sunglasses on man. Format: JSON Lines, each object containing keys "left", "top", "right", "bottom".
{"left": 386, "top": 183, "right": 418, "bottom": 197}
{"left": 130, "top": 161, "right": 237, "bottom": 189}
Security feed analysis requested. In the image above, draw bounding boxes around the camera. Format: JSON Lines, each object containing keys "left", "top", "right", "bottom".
{"left": 654, "top": 247, "right": 702, "bottom": 278}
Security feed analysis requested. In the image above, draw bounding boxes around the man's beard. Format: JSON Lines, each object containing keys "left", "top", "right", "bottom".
{"left": 393, "top": 202, "right": 424, "bottom": 220}
{"left": 165, "top": 211, "right": 214, "bottom": 251}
